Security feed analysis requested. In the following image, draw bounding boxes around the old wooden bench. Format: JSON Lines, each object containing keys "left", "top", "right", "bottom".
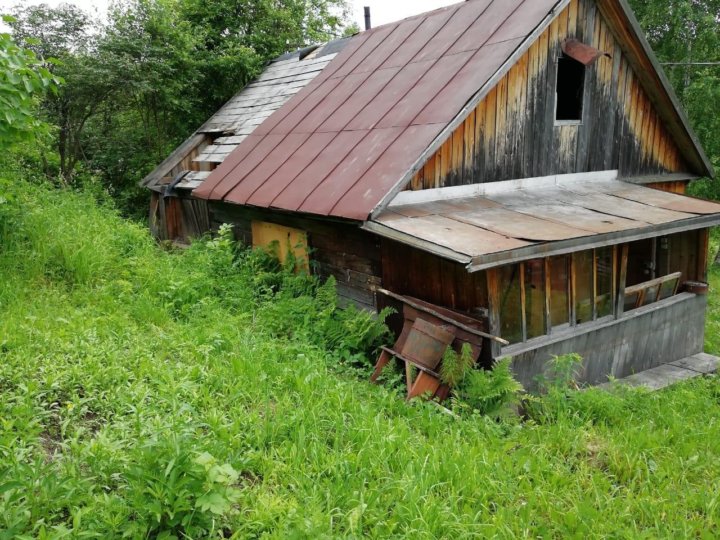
{"left": 370, "top": 289, "right": 508, "bottom": 401}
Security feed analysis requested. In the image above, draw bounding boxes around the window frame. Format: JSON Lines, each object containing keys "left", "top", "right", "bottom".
{"left": 554, "top": 54, "right": 586, "bottom": 126}
{"left": 491, "top": 246, "right": 617, "bottom": 345}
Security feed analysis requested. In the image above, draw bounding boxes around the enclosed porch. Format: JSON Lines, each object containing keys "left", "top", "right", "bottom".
{"left": 367, "top": 172, "right": 720, "bottom": 388}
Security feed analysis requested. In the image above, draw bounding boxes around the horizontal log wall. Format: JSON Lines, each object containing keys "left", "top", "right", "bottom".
{"left": 380, "top": 239, "right": 488, "bottom": 315}
{"left": 209, "top": 202, "right": 382, "bottom": 310}
{"left": 406, "top": 0, "right": 688, "bottom": 191}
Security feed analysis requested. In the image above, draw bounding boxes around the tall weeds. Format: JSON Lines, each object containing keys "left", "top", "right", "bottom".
{"left": 1, "top": 176, "right": 719, "bottom": 538}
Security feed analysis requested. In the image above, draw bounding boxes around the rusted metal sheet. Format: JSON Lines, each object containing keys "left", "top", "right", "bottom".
{"left": 369, "top": 179, "right": 720, "bottom": 268}
{"left": 562, "top": 38, "right": 611, "bottom": 65}
{"left": 451, "top": 207, "right": 593, "bottom": 241}
{"left": 611, "top": 185, "right": 720, "bottom": 214}
{"left": 375, "top": 214, "right": 532, "bottom": 257}
{"left": 194, "top": 0, "right": 563, "bottom": 220}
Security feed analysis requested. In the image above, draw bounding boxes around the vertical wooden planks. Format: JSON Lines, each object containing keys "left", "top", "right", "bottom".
{"left": 397, "top": 0, "right": 692, "bottom": 193}
{"left": 494, "top": 75, "right": 509, "bottom": 180}
{"left": 463, "top": 109, "right": 476, "bottom": 182}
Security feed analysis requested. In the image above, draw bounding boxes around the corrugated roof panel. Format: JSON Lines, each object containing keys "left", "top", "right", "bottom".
{"left": 374, "top": 50, "right": 475, "bottom": 129}
{"left": 328, "top": 24, "right": 398, "bottom": 80}
{"left": 218, "top": 132, "right": 311, "bottom": 201}
{"left": 207, "top": 134, "right": 287, "bottom": 200}
{"left": 378, "top": 9, "right": 457, "bottom": 70}
{"left": 298, "top": 127, "right": 404, "bottom": 215}
{"left": 351, "top": 16, "right": 425, "bottom": 74}
{"left": 246, "top": 132, "right": 338, "bottom": 207}
{"left": 264, "top": 130, "right": 368, "bottom": 209}
{"left": 344, "top": 59, "right": 437, "bottom": 131}
{"left": 446, "top": 0, "right": 525, "bottom": 54}
{"left": 413, "top": 38, "right": 523, "bottom": 125}
{"left": 194, "top": 0, "right": 564, "bottom": 219}
{"left": 411, "top": 0, "right": 494, "bottom": 62}
{"left": 317, "top": 67, "right": 401, "bottom": 132}
{"left": 332, "top": 124, "right": 447, "bottom": 219}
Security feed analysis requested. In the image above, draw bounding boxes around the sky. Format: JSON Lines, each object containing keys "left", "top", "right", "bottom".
{"left": 1, "top": 0, "right": 461, "bottom": 29}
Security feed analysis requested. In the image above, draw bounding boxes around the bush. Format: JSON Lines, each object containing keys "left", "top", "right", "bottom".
{"left": 525, "top": 354, "right": 640, "bottom": 426}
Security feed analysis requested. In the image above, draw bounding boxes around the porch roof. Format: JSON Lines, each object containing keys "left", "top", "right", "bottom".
{"left": 363, "top": 173, "right": 720, "bottom": 272}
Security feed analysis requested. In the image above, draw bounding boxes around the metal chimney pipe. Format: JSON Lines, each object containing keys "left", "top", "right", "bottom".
{"left": 364, "top": 6, "right": 372, "bottom": 30}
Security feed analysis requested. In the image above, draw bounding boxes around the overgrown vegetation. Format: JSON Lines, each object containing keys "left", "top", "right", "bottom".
{"left": 1, "top": 173, "right": 719, "bottom": 537}
{"left": 2, "top": 0, "right": 720, "bottom": 536}
{"left": 4, "top": 0, "right": 353, "bottom": 216}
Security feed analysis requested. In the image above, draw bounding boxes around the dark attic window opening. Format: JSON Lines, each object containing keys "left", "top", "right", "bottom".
{"left": 555, "top": 55, "right": 585, "bottom": 124}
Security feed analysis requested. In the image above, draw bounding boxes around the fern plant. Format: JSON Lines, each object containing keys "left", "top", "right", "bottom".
{"left": 455, "top": 359, "right": 524, "bottom": 419}
{"left": 439, "top": 343, "right": 475, "bottom": 386}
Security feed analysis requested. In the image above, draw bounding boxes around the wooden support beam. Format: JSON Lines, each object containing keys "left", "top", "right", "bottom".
{"left": 544, "top": 258, "right": 553, "bottom": 335}
{"left": 615, "top": 243, "right": 629, "bottom": 318}
{"left": 697, "top": 228, "right": 710, "bottom": 282}
{"left": 375, "top": 288, "right": 508, "bottom": 345}
{"left": 485, "top": 268, "right": 505, "bottom": 357}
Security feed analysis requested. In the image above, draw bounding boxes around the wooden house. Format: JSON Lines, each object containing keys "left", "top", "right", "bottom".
{"left": 142, "top": 0, "right": 720, "bottom": 389}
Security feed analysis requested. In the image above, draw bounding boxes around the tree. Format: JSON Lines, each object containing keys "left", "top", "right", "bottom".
{"left": 0, "top": 19, "right": 58, "bottom": 146}
{"left": 629, "top": 0, "right": 720, "bottom": 166}
{"left": 7, "top": 4, "right": 109, "bottom": 180}
{"left": 179, "top": 0, "right": 351, "bottom": 114}
{"left": 0, "top": 21, "right": 59, "bottom": 206}
{"left": 6, "top": 0, "right": 353, "bottom": 213}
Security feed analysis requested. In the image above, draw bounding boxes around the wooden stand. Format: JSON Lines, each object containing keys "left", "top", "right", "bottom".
{"left": 371, "top": 290, "right": 507, "bottom": 401}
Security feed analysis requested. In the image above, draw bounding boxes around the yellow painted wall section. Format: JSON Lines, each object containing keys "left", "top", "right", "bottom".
{"left": 251, "top": 221, "right": 309, "bottom": 271}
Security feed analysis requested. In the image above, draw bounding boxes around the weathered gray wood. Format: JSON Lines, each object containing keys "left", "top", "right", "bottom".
{"left": 505, "top": 293, "right": 706, "bottom": 391}
{"left": 670, "top": 353, "right": 719, "bottom": 374}
{"left": 597, "top": 0, "right": 713, "bottom": 177}
{"left": 622, "top": 173, "right": 699, "bottom": 185}
{"left": 468, "top": 213, "right": 720, "bottom": 272}
{"left": 140, "top": 133, "right": 207, "bottom": 189}
{"left": 369, "top": 0, "right": 573, "bottom": 218}
{"left": 376, "top": 288, "right": 507, "bottom": 345}
{"left": 612, "top": 363, "right": 699, "bottom": 390}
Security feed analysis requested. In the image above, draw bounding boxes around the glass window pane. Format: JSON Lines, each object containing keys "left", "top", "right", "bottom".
{"left": 596, "top": 247, "right": 614, "bottom": 318}
{"left": 659, "top": 278, "right": 678, "bottom": 300}
{"left": 574, "top": 251, "right": 594, "bottom": 324}
{"left": 549, "top": 256, "right": 570, "bottom": 327}
{"left": 624, "top": 291, "right": 641, "bottom": 311}
{"left": 497, "top": 264, "right": 523, "bottom": 344}
{"left": 525, "top": 259, "right": 546, "bottom": 339}
{"left": 644, "top": 285, "right": 659, "bottom": 305}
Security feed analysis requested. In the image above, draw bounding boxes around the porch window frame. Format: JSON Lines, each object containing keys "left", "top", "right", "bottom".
{"left": 491, "top": 246, "right": 618, "bottom": 345}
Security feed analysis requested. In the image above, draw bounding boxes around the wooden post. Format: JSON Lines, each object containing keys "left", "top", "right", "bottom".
{"left": 615, "top": 244, "right": 629, "bottom": 318}
{"left": 697, "top": 228, "right": 710, "bottom": 282}
{"left": 591, "top": 249, "right": 598, "bottom": 321}
{"left": 611, "top": 245, "right": 618, "bottom": 314}
{"left": 569, "top": 254, "right": 577, "bottom": 326}
{"left": 486, "top": 268, "right": 503, "bottom": 358}
{"left": 519, "top": 262, "right": 527, "bottom": 343}
{"left": 544, "top": 258, "right": 552, "bottom": 335}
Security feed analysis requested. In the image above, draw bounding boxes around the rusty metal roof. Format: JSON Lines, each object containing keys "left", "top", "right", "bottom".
{"left": 194, "top": 0, "right": 566, "bottom": 219}
{"left": 364, "top": 176, "right": 720, "bottom": 271}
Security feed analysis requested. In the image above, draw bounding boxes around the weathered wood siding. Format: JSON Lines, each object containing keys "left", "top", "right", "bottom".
{"left": 647, "top": 181, "right": 687, "bottom": 194}
{"left": 380, "top": 239, "right": 488, "bottom": 314}
{"left": 209, "top": 203, "right": 382, "bottom": 310}
{"left": 149, "top": 193, "right": 210, "bottom": 242}
{"left": 406, "top": 0, "right": 688, "bottom": 191}
{"left": 506, "top": 293, "right": 705, "bottom": 390}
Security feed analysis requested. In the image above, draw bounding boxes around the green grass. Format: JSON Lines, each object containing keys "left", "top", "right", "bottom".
{"left": 1, "top": 180, "right": 719, "bottom": 538}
